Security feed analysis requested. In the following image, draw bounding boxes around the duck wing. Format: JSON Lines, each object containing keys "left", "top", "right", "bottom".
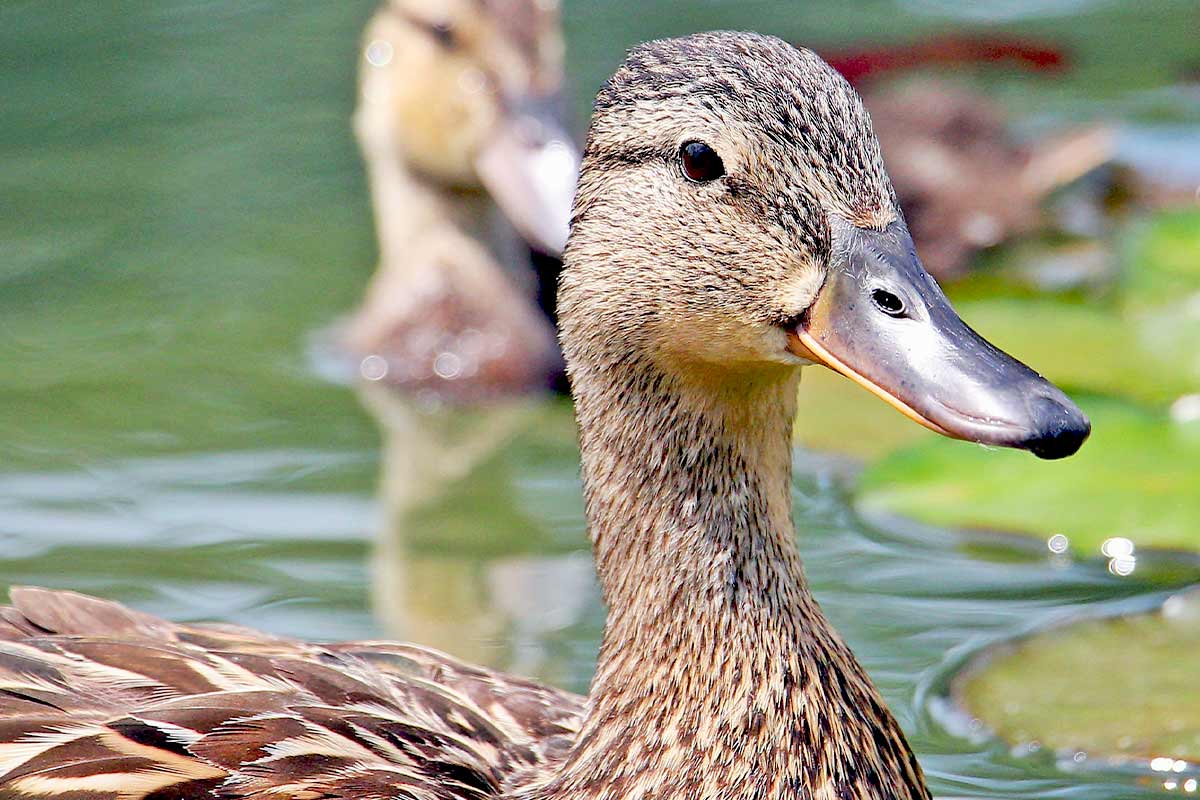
{"left": 0, "top": 587, "right": 583, "bottom": 799}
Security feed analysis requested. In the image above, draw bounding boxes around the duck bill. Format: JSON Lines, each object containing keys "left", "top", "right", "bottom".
{"left": 787, "top": 218, "right": 1090, "bottom": 460}
{"left": 474, "top": 99, "right": 580, "bottom": 257}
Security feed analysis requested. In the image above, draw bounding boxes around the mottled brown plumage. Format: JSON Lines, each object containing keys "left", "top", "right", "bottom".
{"left": 0, "top": 588, "right": 581, "bottom": 799}
{"left": 0, "top": 32, "right": 936, "bottom": 800}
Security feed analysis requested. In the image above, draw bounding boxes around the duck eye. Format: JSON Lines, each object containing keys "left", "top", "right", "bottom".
{"left": 871, "top": 288, "right": 906, "bottom": 317}
{"left": 401, "top": 12, "right": 457, "bottom": 48}
{"left": 679, "top": 141, "right": 725, "bottom": 183}
{"left": 430, "top": 21, "right": 456, "bottom": 48}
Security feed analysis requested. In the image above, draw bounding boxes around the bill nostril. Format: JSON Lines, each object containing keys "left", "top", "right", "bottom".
{"left": 1025, "top": 395, "right": 1091, "bottom": 460}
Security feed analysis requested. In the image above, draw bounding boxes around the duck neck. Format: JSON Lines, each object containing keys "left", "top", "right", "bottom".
{"left": 366, "top": 158, "right": 515, "bottom": 272}
{"left": 345, "top": 149, "right": 536, "bottom": 355}
{"left": 534, "top": 362, "right": 929, "bottom": 800}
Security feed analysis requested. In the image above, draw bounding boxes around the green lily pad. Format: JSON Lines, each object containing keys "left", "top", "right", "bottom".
{"left": 955, "top": 590, "right": 1200, "bottom": 762}
{"left": 858, "top": 397, "right": 1200, "bottom": 553}
{"left": 1121, "top": 211, "right": 1200, "bottom": 309}
{"left": 953, "top": 297, "right": 1199, "bottom": 407}
{"left": 1115, "top": 210, "right": 1200, "bottom": 395}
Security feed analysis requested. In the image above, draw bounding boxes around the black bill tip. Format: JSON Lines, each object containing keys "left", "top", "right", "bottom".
{"left": 1023, "top": 393, "right": 1091, "bottom": 460}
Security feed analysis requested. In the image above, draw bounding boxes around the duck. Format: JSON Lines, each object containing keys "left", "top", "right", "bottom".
{"left": 358, "top": 383, "right": 584, "bottom": 658}
{"left": 0, "top": 32, "right": 1090, "bottom": 800}
{"left": 342, "top": 0, "right": 578, "bottom": 401}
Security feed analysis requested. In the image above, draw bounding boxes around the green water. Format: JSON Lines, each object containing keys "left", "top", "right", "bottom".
{"left": 2, "top": 1, "right": 1199, "bottom": 797}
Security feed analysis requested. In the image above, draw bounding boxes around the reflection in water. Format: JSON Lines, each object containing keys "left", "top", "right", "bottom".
{"left": 357, "top": 383, "right": 594, "bottom": 682}
{"left": 0, "top": 450, "right": 380, "bottom": 638}
{"left": 1103, "top": 536, "right": 1138, "bottom": 576}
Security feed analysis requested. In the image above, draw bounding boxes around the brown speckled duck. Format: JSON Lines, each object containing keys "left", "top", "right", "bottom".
{"left": 0, "top": 32, "right": 1090, "bottom": 800}
{"left": 344, "top": 0, "right": 577, "bottom": 400}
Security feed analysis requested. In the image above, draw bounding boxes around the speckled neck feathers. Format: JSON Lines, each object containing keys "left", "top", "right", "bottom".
{"left": 527, "top": 363, "right": 929, "bottom": 800}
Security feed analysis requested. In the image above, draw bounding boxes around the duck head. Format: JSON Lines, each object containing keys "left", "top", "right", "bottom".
{"left": 363, "top": 0, "right": 578, "bottom": 253}
{"left": 562, "top": 32, "right": 1089, "bottom": 459}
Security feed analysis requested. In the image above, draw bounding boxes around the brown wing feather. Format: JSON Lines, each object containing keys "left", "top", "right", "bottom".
{"left": 0, "top": 588, "right": 583, "bottom": 799}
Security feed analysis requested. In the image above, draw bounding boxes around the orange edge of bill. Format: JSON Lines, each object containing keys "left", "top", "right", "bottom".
{"left": 790, "top": 330, "right": 956, "bottom": 439}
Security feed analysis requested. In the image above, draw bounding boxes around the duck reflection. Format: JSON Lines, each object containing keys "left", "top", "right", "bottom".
{"left": 357, "top": 384, "right": 592, "bottom": 683}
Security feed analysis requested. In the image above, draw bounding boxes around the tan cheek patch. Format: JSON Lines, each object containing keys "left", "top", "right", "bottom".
{"left": 652, "top": 312, "right": 782, "bottom": 370}
{"left": 776, "top": 263, "right": 825, "bottom": 313}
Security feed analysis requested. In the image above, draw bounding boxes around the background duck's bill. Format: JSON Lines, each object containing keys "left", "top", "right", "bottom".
{"left": 789, "top": 218, "right": 1090, "bottom": 460}
{"left": 474, "top": 104, "right": 579, "bottom": 257}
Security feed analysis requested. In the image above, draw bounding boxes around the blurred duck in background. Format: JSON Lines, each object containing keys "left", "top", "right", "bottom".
{"left": 825, "top": 34, "right": 1114, "bottom": 279}
{"left": 343, "top": 0, "right": 578, "bottom": 401}
{"left": 862, "top": 78, "right": 1112, "bottom": 279}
